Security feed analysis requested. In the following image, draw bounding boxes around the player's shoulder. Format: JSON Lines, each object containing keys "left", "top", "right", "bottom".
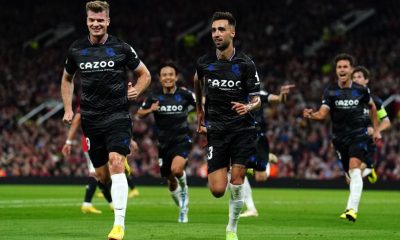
{"left": 197, "top": 52, "right": 216, "bottom": 64}
{"left": 352, "top": 82, "right": 370, "bottom": 94}
{"left": 68, "top": 36, "right": 89, "bottom": 50}
{"left": 233, "top": 51, "right": 253, "bottom": 63}
{"left": 107, "top": 35, "right": 131, "bottom": 48}
{"left": 178, "top": 86, "right": 193, "bottom": 95}
{"left": 371, "top": 94, "right": 383, "bottom": 104}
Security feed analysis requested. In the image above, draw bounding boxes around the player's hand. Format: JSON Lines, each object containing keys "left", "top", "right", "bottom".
{"left": 62, "top": 110, "right": 74, "bottom": 125}
{"left": 303, "top": 108, "right": 313, "bottom": 118}
{"left": 196, "top": 110, "right": 207, "bottom": 134}
{"left": 127, "top": 82, "right": 139, "bottom": 100}
{"left": 150, "top": 101, "right": 159, "bottom": 112}
{"left": 61, "top": 144, "right": 72, "bottom": 157}
{"left": 373, "top": 130, "right": 382, "bottom": 144}
{"left": 280, "top": 84, "right": 295, "bottom": 103}
{"left": 129, "top": 139, "right": 139, "bottom": 155}
{"left": 231, "top": 102, "right": 248, "bottom": 115}
{"left": 367, "top": 127, "right": 374, "bottom": 136}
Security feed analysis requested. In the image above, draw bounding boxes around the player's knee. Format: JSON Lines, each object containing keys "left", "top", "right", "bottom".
{"left": 96, "top": 172, "right": 109, "bottom": 184}
{"left": 210, "top": 188, "right": 225, "bottom": 198}
{"left": 108, "top": 153, "right": 124, "bottom": 173}
{"left": 171, "top": 166, "right": 183, "bottom": 177}
{"left": 230, "top": 177, "right": 245, "bottom": 185}
{"left": 209, "top": 186, "right": 226, "bottom": 198}
{"left": 255, "top": 172, "right": 268, "bottom": 182}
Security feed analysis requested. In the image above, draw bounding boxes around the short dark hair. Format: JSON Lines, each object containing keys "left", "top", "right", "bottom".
{"left": 86, "top": 1, "right": 110, "bottom": 17}
{"left": 158, "top": 61, "right": 178, "bottom": 75}
{"left": 211, "top": 11, "right": 236, "bottom": 28}
{"left": 352, "top": 66, "right": 370, "bottom": 80}
{"left": 333, "top": 53, "right": 356, "bottom": 67}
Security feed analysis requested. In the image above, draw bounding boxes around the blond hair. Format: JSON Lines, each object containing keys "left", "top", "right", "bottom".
{"left": 86, "top": 1, "right": 109, "bottom": 17}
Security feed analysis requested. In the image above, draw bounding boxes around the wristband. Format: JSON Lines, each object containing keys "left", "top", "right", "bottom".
{"left": 66, "top": 139, "right": 73, "bottom": 145}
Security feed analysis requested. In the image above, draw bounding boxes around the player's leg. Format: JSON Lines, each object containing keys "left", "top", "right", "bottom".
{"left": 171, "top": 155, "right": 189, "bottom": 223}
{"left": 126, "top": 174, "right": 140, "bottom": 198}
{"left": 81, "top": 152, "right": 102, "bottom": 214}
{"left": 208, "top": 168, "right": 229, "bottom": 197}
{"left": 106, "top": 119, "right": 133, "bottom": 239}
{"left": 344, "top": 140, "right": 368, "bottom": 222}
{"left": 239, "top": 176, "right": 258, "bottom": 217}
{"left": 226, "top": 164, "right": 246, "bottom": 239}
{"left": 81, "top": 177, "right": 102, "bottom": 214}
{"left": 346, "top": 157, "right": 363, "bottom": 222}
{"left": 107, "top": 152, "right": 128, "bottom": 239}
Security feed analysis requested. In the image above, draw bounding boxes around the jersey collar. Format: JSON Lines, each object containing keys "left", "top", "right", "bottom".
{"left": 88, "top": 34, "right": 109, "bottom": 45}
{"left": 216, "top": 48, "right": 236, "bottom": 61}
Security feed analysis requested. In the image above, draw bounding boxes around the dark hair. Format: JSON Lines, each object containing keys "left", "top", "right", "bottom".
{"left": 158, "top": 61, "right": 178, "bottom": 75}
{"left": 352, "top": 66, "right": 370, "bottom": 80}
{"left": 86, "top": 1, "right": 110, "bottom": 16}
{"left": 211, "top": 11, "right": 236, "bottom": 27}
{"left": 333, "top": 53, "right": 356, "bottom": 67}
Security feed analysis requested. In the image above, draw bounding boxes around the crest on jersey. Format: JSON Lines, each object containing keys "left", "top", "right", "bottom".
{"left": 231, "top": 64, "right": 240, "bottom": 76}
{"left": 106, "top": 47, "right": 116, "bottom": 57}
{"left": 81, "top": 49, "right": 88, "bottom": 56}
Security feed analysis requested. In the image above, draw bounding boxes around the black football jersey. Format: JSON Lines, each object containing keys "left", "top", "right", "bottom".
{"left": 140, "top": 87, "right": 195, "bottom": 147}
{"left": 65, "top": 35, "right": 141, "bottom": 122}
{"left": 196, "top": 50, "right": 260, "bottom": 131}
{"left": 322, "top": 82, "right": 371, "bottom": 138}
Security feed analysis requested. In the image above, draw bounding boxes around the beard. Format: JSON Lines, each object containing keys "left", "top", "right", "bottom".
{"left": 215, "top": 40, "right": 229, "bottom": 51}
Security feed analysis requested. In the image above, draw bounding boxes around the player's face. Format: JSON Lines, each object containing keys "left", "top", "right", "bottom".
{"left": 336, "top": 60, "right": 353, "bottom": 83}
{"left": 87, "top": 10, "right": 110, "bottom": 37}
{"left": 352, "top": 71, "right": 369, "bottom": 87}
{"left": 159, "top": 66, "right": 178, "bottom": 88}
{"left": 211, "top": 20, "right": 235, "bottom": 50}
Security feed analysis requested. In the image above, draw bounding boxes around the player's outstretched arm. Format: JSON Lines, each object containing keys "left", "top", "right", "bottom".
{"left": 62, "top": 112, "right": 81, "bottom": 157}
{"left": 61, "top": 70, "right": 75, "bottom": 124}
{"left": 268, "top": 84, "right": 296, "bottom": 104}
{"left": 137, "top": 101, "right": 159, "bottom": 118}
{"left": 368, "top": 101, "right": 382, "bottom": 143}
{"left": 128, "top": 63, "right": 151, "bottom": 100}
{"left": 303, "top": 106, "right": 329, "bottom": 120}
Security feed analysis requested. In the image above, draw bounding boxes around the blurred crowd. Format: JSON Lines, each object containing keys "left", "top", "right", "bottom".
{"left": 1, "top": 0, "right": 399, "bottom": 180}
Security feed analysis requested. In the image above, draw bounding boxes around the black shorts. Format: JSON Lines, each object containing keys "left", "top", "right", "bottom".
{"left": 247, "top": 134, "right": 269, "bottom": 172}
{"left": 207, "top": 129, "right": 257, "bottom": 174}
{"left": 159, "top": 140, "right": 191, "bottom": 177}
{"left": 332, "top": 135, "right": 372, "bottom": 173}
{"left": 81, "top": 117, "right": 132, "bottom": 168}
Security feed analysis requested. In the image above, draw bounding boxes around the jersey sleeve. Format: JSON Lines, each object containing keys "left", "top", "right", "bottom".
{"left": 321, "top": 87, "right": 332, "bottom": 109}
{"left": 185, "top": 88, "right": 196, "bottom": 106}
{"left": 373, "top": 96, "right": 388, "bottom": 120}
{"left": 140, "top": 94, "right": 154, "bottom": 110}
{"left": 196, "top": 56, "right": 208, "bottom": 79}
{"left": 64, "top": 45, "right": 77, "bottom": 75}
{"left": 124, "top": 43, "right": 141, "bottom": 70}
{"left": 245, "top": 61, "right": 261, "bottom": 96}
{"left": 259, "top": 90, "right": 270, "bottom": 103}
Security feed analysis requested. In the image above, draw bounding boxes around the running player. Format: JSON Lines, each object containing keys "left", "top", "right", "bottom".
{"left": 194, "top": 12, "right": 261, "bottom": 240}
{"left": 303, "top": 53, "right": 381, "bottom": 222}
{"left": 240, "top": 84, "right": 295, "bottom": 218}
{"left": 137, "top": 61, "right": 194, "bottom": 223}
{"left": 60, "top": 1, "right": 151, "bottom": 239}
{"left": 351, "top": 66, "right": 391, "bottom": 183}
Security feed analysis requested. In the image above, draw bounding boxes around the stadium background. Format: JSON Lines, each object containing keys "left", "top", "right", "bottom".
{"left": 1, "top": 0, "right": 399, "bottom": 186}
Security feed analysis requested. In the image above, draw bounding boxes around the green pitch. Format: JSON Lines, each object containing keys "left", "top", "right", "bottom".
{"left": 0, "top": 185, "right": 399, "bottom": 239}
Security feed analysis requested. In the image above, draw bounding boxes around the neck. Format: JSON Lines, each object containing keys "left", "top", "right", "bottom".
{"left": 216, "top": 44, "right": 234, "bottom": 60}
{"left": 89, "top": 33, "right": 108, "bottom": 45}
{"left": 163, "top": 86, "right": 176, "bottom": 94}
{"left": 338, "top": 78, "right": 351, "bottom": 88}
